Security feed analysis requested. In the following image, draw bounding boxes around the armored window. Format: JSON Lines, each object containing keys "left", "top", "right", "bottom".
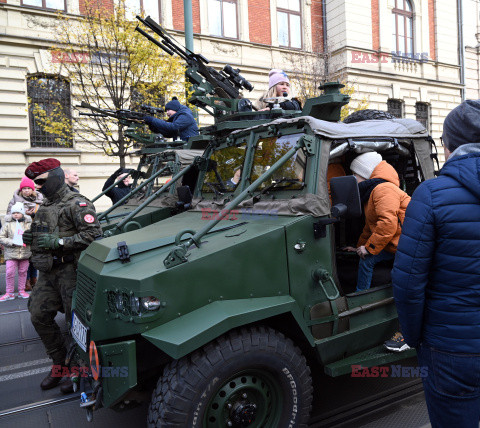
{"left": 392, "top": 0, "right": 414, "bottom": 55}
{"left": 21, "top": 0, "right": 66, "bottom": 11}
{"left": 27, "top": 75, "right": 73, "bottom": 148}
{"left": 207, "top": 0, "right": 238, "bottom": 39}
{"left": 416, "top": 102, "right": 429, "bottom": 131}
{"left": 123, "top": 0, "right": 161, "bottom": 22}
{"left": 251, "top": 136, "right": 306, "bottom": 190}
{"left": 277, "top": 0, "right": 302, "bottom": 49}
{"left": 387, "top": 99, "right": 403, "bottom": 118}
{"left": 202, "top": 143, "right": 247, "bottom": 194}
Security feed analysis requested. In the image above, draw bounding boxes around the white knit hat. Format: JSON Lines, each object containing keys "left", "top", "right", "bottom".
{"left": 350, "top": 152, "right": 382, "bottom": 180}
{"left": 11, "top": 202, "right": 25, "bottom": 215}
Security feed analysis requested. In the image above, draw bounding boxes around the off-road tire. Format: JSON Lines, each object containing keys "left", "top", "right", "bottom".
{"left": 147, "top": 325, "right": 313, "bottom": 427}
{"left": 343, "top": 109, "right": 396, "bottom": 124}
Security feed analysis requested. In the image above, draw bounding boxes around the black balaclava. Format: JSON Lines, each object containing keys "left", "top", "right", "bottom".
{"left": 38, "top": 167, "right": 65, "bottom": 198}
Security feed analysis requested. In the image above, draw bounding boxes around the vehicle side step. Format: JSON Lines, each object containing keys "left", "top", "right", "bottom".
{"left": 324, "top": 345, "right": 417, "bottom": 377}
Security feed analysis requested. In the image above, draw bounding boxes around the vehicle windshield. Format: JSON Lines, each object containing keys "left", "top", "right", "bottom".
{"left": 201, "top": 143, "right": 247, "bottom": 194}
{"left": 250, "top": 135, "right": 306, "bottom": 190}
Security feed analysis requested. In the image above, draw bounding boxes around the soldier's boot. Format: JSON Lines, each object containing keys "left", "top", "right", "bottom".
{"left": 40, "top": 366, "right": 64, "bottom": 390}
{"left": 60, "top": 378, "right": 74, "bottom": 394}
{"left": 25, "top": 279, "right": 32, "bottom": 292}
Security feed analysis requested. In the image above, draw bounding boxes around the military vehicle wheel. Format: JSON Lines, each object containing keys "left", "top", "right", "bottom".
{"left": 343, "top": 109, "right": 396, "bottom": 124}
{"left": 147, "top": 326, "right": 313, "bottom": 427}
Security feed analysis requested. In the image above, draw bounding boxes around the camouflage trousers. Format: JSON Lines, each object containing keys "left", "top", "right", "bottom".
{"left": 28, "top": 263, "right": 76, "bottom": 365}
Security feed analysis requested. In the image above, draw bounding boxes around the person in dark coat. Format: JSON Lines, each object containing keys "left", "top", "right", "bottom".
{"left": 143, "top": 97, "right": 199, "bottom": 141}
{"left": 392, "top": 99, "right": 480, "bottom": 428}
{"left": 102, "top": 168, "right": 133, "bottom": 205}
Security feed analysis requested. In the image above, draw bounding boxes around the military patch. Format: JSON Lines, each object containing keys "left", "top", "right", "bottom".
{"left": 77, "top": 201, "right": 88, "bottom": 207}
{"left": 84, "top": 214, "right": 95, "bottom": 223}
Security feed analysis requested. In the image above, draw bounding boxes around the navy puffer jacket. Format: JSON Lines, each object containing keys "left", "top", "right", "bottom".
{"left": 392, "top": 151, "right": 480, "bottom": 353}
{"left": 144, "top": 105, "right": 199, "bottom": 141}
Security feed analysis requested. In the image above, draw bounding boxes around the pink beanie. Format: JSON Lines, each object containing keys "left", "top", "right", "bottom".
{"left": 20, "top": 176, "right": 35, "bottom": 190}
{"left": 269, "top": 69, "right": 290, "bottom": 89}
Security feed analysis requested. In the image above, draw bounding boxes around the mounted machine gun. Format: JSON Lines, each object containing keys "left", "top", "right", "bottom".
{"left": 78, "top": 101, "right": 165, "bottom": 146}
{"left": 135, "top": 16, "right": 254, "bottom": 118}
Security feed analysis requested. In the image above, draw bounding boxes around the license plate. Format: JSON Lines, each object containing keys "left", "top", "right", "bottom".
{"left": 71, "top": 311, "right": 89, "bottom": 352}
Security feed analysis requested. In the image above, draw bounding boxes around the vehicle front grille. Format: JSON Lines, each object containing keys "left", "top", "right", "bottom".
{"left": 75, "top": 270, "right": 97, "bottom": 322}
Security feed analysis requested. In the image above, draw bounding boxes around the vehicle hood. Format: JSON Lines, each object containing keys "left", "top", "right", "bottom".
{"left": 83, "top": 210, "right": 295, "bottom": 263}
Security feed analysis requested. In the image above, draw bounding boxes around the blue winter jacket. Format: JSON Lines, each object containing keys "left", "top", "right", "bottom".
{"left": 144, "top": 105, "right": 199, "bottom": 141}
{"left": 392, "top": 150, "right": 480, "bottom": 353}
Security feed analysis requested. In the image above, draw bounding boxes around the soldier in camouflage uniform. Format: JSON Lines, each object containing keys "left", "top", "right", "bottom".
{"left": 22, "top": 158, "right": 102, "bottom": 392}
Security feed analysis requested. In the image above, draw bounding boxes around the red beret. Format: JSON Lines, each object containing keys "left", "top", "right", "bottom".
{"left": 25, "top": 158, "right": 61, "bottom": 179}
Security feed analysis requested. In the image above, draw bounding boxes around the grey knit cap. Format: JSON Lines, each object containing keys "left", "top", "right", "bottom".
{"left": 442, "top": 100, "right": 480, "bottom": 152}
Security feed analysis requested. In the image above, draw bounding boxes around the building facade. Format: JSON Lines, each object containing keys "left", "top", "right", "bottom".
{"left": 0, "top": 0, "right": 477, "bottom": 212}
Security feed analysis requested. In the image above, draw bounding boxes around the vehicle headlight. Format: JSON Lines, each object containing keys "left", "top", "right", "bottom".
{"left": 107, "top": 291, "right": 161, "bottom": 316}
{"left": 130, "top": 295, "right": 140, "bottom": 315}
{"left": 114, "top": 293, "right": 124, "bottom": 312}
{"left": 141, "top": 296, "right": 161, "bottom": 311}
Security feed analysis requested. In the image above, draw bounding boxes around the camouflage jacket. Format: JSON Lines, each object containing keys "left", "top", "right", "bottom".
{"left": 31, "top": 184, "right": 101, "bottom": 271}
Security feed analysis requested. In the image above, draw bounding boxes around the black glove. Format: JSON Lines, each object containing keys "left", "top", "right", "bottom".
{"left": 113, "top": 167, "right": 124, "bottom": 177}
{"left": 23, "top": 231, "right": 33, "bottom": 245}
{"left": 130, "top": 169, "right": 145, "bottom": 180}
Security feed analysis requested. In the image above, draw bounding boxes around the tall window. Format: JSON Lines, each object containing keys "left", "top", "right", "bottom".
{"left": 387, "top": 99, "right": 403, "bottom": 118}
{"left": 21, "top": 0, "right": 66, "bottom": 11}
{"left": 27, "top": 76, "right": 73, "bottom": 148}
{"left": 277, "top": 0, "right": 302, "bottom": 49}
{"left": 392, "top": 0, "right": 413, "bottom": 54}
{"left": 124, "top": 0, "right": 160, "bottom": 22}
{"left": 208, "top": 0, "right": 238, "bottom": 39}
{"left": 416, "top": 102, "right": 429, "bottom": 131}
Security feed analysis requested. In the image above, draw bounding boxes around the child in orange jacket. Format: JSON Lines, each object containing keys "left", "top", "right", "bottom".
{"left": 344, "top": 152, "right": 410, "bottom": 292}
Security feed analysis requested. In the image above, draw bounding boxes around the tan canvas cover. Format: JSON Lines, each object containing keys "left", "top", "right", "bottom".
{"left": 234, "top": 116, "right": 427, "bottom": 139}
{"left": 193, "top": 117, "right": 432, "bottom": 218}
{"left": 175, "top": 149, "right": 204, "bottom": 167}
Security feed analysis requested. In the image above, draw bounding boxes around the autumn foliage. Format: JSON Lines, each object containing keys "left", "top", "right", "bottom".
{"left": 34, "top": 0, "right": 188, "bottom": 166}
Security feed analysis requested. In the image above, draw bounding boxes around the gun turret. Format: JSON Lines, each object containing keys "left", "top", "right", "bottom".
{"left": 135, "top": 16, "right": 254, "bottom": 117}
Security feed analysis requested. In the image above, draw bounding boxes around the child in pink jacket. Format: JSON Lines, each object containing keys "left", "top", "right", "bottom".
{"left": 0, "top": 202, "right": 32, "bottom": 300}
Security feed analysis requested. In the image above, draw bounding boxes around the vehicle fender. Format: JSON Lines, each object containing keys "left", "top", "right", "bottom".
{"left": 141, "top": 295, "right": 315, "bottom": 359}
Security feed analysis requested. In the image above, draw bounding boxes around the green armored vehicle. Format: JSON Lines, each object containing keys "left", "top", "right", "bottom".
{"left": 71, "top": 109, "right": 436, "bottom": 427}
{"left": 68, "top": 16, "right": 438, "bottom": 427}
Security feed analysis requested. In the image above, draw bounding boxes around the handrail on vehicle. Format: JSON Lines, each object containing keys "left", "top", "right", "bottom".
{"left": 103, "top": 161, "right": 198, "bottom": 237}
{"left": 97, "top": 165, "right": 171, "bottom": 221}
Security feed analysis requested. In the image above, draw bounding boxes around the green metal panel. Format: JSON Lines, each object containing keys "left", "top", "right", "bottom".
{"left": 100, "top": 206, "right": 172, "bottom": 234}
{"left": 97, "top": 340, "right": 137, "bottom": 408}
{"left": 315, "top": 315, "right": 399, "bottom": 365}
{"left": 141, "top": 296, "right": 313, "bottom": 359}
{"left": 76, "top": 212, "right": 301, "bottom": 343}
{"left": 284, "top": 216, "right": 336, "bottom": 317}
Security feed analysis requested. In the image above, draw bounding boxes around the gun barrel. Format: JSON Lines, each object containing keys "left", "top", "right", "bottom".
{"left": 78, "top": 102, "right": 117, "bottom": 118}
{"left": 135, "top": 26, "right": 175, "bottom": 56}
{"left": 79, "top": 112, "right": 108, "bottom": 117}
